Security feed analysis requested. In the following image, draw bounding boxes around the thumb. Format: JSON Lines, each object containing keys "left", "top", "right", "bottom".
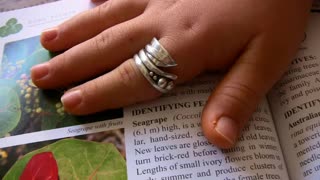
{"left": 201, "top": 33, "right": 301, "bottom": 149}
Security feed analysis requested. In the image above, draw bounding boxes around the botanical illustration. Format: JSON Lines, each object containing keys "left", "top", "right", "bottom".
{"left": 4, "top": 138, "right": 127, "bottom": 179}
{"left": 0, "top": 18, "right": 23, "bottom": 37}
{"left": 0, "top": 36, "right": 123, "bottom": 138}
{"left": 0, "top": 129, "right": 126, "bottom": 179}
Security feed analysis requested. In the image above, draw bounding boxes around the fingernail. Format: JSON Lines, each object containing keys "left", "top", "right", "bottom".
{"left": 42, "top": 28, "right": 58, "bottom": 42}
{"left": 215, "top": 117, "right": 238, "bottom": 146}
{"left": 31, "top": 63, "right": 50, "bottom": 81}
{"left": 61, "top": 90, "right": 82, "bottom": 110}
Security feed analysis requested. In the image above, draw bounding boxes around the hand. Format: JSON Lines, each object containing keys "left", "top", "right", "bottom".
{"left": 31, "top": 0, "right": 312, "bottom": 148}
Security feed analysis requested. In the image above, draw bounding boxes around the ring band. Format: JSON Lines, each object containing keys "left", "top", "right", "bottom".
{"left": 138, "top": 50, "right": 177, "bottom": 80}
{"left": 134, "top": 38, "right": 178, "bottom": 93}
{"left": 145, "top": 39, "right": 177, "bottom": 67}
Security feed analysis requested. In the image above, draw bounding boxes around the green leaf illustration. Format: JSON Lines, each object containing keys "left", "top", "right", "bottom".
{"left": 0, "top": 86, "right": 21, "bottom": 137}
{"left": 0, "top": 26, "right": 9, "bottom": 37}
{"left": 0, "top": 79, "right": 20, "bottom": 91}
{"left": 4, "top": 139, "right": 127, "bottom": 180}
{"left": 20, "top": 48, "right": 53, "bottom": 76}
{"left": 7, "top": 25, "right": 16, "bottom": 34}
{"left": 0, "top": 26, "right": 5, "bottom": 32}
{"left": 13, "top": 24, "right": 23, "bottom": 33}
{"left": 38, "top": 90, "right": 69, "bottom": 130}
{"left": 6, "top": 18, "right": 18, "bottom": 26}
{"left": 0, "top": 18, "right": 23, "bottom": 37}
{"left": 40, "top": 113, "right": 62, "bottom": 130}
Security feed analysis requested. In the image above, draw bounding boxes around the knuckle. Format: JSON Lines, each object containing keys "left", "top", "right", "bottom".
{"left": 93, "top": 31, "right": 112, "bottom": 56}
{"left": 50, "top": 53, "right": 68, "bottom": 76}
{"left": 96, "top": 0, "right": 143, "bottom": 23}
{"left": 103, "top": 1, "right": 119, "bottom": 21}
{"left": 97, "top": 1, "right": 113, "bottom": 19}
{"left": 181, "top": 20, "right": 198, "bottom": 36}
{"left": 117, "top": 60, "right": 140, "bottom": 90}
{"left": 218, "top": 83, "right": 259, "bottom": 111}
{"left": 96, "top": 1, "right": 123, "bottom": 24}
{"left": 117, "top": 60, "right": 161, "bottom": 100}
{"left": 83, "top": 81, "right": 100, "bottom": 101}
{"left": 45, "top": 53, "right": 72, "bottom": 86}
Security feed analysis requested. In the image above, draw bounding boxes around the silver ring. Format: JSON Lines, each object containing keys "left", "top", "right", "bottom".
{"left": 145, "top": 50, "right": 168, "bottom": 67}
{"left": 134, "top": 54, "right": 174, "bottom": 93}
{"left": 145, "top": 38, "right": 177, "bottom": 67}
{"left": 134, "top": 38, "right": 177, "bottom": 93}
{"left": 139, "top": 50, "right": 177, "bottom": 80}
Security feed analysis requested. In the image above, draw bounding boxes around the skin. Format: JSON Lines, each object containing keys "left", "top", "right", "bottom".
{"left": 31, "top": 0, "right": 312, "bottom": 148}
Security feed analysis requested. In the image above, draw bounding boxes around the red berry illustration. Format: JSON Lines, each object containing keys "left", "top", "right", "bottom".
{"left": 20, "top": 152, "right": 58, "bottom": 180}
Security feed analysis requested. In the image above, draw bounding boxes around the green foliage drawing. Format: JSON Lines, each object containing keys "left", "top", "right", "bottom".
{"left": 0, "top": 36, "right": 122, "bottom": 136}
{"left": 22, "top": 48, "right": 52, "bottom": 74}
{"left": 4, "top": 139, "right": 127, "bottom": 180}
{"left": 0, "top": 80, "right": 21, "bottom": 137}
{"left": 0, "top": 18, "right": 23, "bottom": 38}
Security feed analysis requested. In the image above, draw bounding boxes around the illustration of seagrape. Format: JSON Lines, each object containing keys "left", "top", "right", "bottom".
{"left": 0, "top": 18, "right": 23, "bottom": 38}
{"left": 0, "top": 80, "right": 21, "bottom": 137}
{"left": 4, "top": 139, "right": 127, "bottom": 180}
{"left": 22, "top": 48, "right": 53, "bottom": 75}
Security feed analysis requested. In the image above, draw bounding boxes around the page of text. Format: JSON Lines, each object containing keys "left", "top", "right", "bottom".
{"left": 268, "top": 13, "right": 320, "bottom": 180}
{"left": 125, "top": 76, "right": 289, "bottom": 180}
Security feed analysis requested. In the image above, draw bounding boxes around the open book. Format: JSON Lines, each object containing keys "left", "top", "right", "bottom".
{"left": 0, "top": 1, "right": 319, "bottom": 179}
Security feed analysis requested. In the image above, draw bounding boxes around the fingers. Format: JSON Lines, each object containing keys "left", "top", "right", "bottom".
{"left": 60, "top": 59, "right": 161, "bottom": 115}
{"left": 32, "top": 19, "right": 154, "bottom": 89}
{"left": 58, "top": 35, "right": 206, "bottom": 114}
{"left": 201, "top": 33, "right": 300, "bottom": 149}
{"left": 41, "top": 0, "right": 149, "bottom": 51}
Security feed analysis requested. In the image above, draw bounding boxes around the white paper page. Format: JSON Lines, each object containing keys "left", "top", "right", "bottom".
{"left": 124, "top": 75, "right": 289, "bottom": 180}
{"left": 0, "top": 0, "right": 127, "bottom": 148}
{"left": 268, "top": 13, "right": 320, "bottom": 180}
{"left": 0, "top": 0, "right": 59, "bottom": 12}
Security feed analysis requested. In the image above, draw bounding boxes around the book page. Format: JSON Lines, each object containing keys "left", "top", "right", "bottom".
{"left": 0, "top": 1, "right": 127, "bottom": 178}
{"left": 268, "top": 13, "right": 320, "bottom": 180}
{"left": 0, "top": 1, "right": 289, "bottom": 179}
{"left": 124, "top": 76, "right": 289, "bottom": 180}
{"left": 0, "top": 0, "right": 126, "bottom": 148}
{"left": 0, "top": 0, "right": 59, "bottom": 12}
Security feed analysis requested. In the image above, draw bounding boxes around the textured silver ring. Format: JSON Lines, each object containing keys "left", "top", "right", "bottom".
{"left": 134, "top": 38, "right": 177, "bottom": 93}
{"left": 145, "top": 50, "right": 168, "bottom": 67}
{"left": 138, "top": 50, "right": 177, "bottom": 80}
{"left": 145, "top": 38, "right": 177, "bottom": 67}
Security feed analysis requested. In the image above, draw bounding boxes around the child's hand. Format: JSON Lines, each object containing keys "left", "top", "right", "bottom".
{"left": 31, "top": 0, "right": 312, "bottom": 148}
